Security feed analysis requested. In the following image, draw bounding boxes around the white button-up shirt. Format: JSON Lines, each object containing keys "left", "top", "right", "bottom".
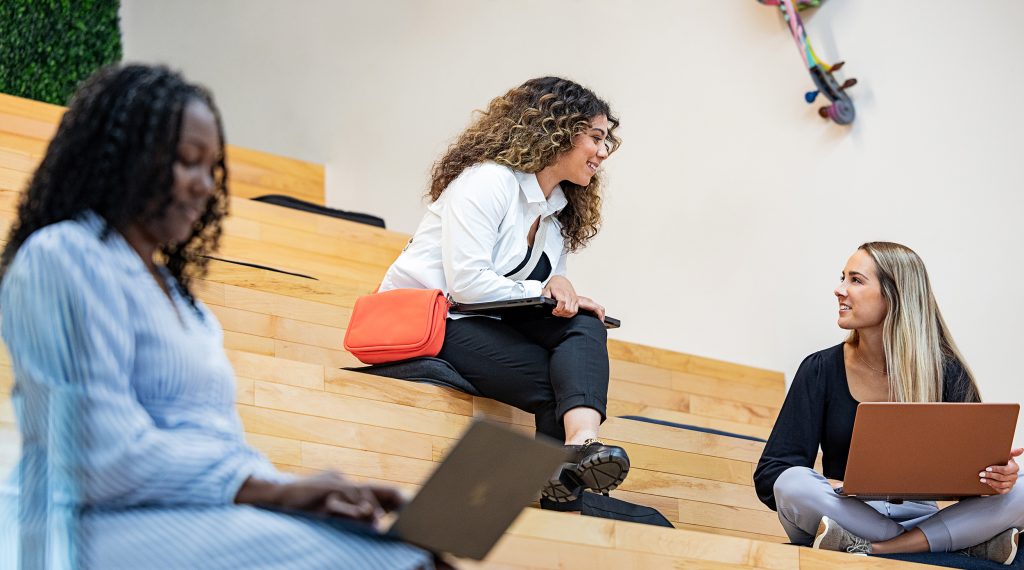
{"left": 380, "top": 161, "right": 568, "bottom": 303}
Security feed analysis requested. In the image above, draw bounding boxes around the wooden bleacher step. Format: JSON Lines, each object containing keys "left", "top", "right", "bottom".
{"left": 0, "top": 91, "right": 918, "bottom": 569}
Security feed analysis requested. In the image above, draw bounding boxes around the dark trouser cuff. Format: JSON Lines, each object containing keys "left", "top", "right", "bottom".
{"left": 556, "top": 394, "right": 608, "bottom": 425}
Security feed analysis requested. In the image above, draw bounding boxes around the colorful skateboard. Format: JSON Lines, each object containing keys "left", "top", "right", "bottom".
{"left": 759, "top": 0, "right": 857, "bottom": 125}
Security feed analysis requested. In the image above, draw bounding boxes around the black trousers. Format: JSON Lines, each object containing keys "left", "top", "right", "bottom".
{"left": 437, "top": 313, "right": 609, "bottom": 441}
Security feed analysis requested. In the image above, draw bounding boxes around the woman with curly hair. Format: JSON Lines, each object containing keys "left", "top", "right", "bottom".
{"left": 0, "top": 64, "right": 433, "bottom": 569}
{"left": 380, "top": 76, "right": 629, "bottom": 502}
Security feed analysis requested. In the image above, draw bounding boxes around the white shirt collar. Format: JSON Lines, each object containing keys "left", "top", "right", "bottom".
{"left": 513, "top": 170, "right": 568, "bottom": 214}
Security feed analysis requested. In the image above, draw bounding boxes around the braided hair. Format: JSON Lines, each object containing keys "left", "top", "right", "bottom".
{"left": 0, "top": 64, "right": 229, "bottom": 308}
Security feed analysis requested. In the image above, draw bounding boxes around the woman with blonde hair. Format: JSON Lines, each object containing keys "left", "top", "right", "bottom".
{"left": 754, "top": 242, "right": 1022, "bottom": 564}
{"left": 380, "top": 76, "right": 629, "bottom": 502}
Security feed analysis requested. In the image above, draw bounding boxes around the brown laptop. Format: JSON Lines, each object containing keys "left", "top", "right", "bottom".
{"left": 839, "top": 403, "right": 1020, "bottom": 501}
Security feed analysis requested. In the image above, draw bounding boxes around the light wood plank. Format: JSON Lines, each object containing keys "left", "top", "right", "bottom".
{"left": 676, "top": 498, "right": 786, "bottom": 538}
{"left": 608, "top": 339, "right": 784, "bottom": 389}
{"left": 222, "top": 330, "right": 276, "bottom": 356}
{"left": 205, "top": 259, "right": 370, "bottom": 308}
{"left": 227, "top": 349, "right": 325, "bottom": 390}
{"left": 325, "top": 368, "right": 473, "bottom": 416}
{"left": 690, "top": 395, "right": 777, "bottom": 428}
{"left": 246, "top": 432, "right": 302, "bottom": 465}
{"left": 210, "top": 304, "right": 346, "bottom": 350}
{"left": 253, "top": 381, "right": 471, "bottom": 440}
{"left": 238, "top": 404, "right": 435, "bottom": 461}
{"left": 0, "top": 147, "right": 42, "bottom": 174}
{"left": 672, "top": 370, "right": 786, "bottom": 409}
{"left": 508, "top": 509, "right": 797, "bottom": 570}
{"left": 608, "top": 404, "right": 772, "bottom": 441}
{"left": 600, "top": 440, "right": 752, "bottom": 486}
{"left": 673, "top": 522, "right": 788, "bottom": 544}
{"left": 799, "top": 548, "right": 922, "bottom": 569}
{"left": 0, "top": 111, "right": 58, "bottom": 140}
{"left": 482, "top": 533, "right": 761, "bottom": 570}
{"left": 1, "top": 92, "right": 326, "bottom": 205}
{"left": 0, "top": 93, "right": 66, "bottom": 123}
{"left": 274, "top": 340, "right": 360, "bottom": 369}
{"left": 608, "top": 378, "right": 691, "bottom": 412}
{"left": 220, "top": 282, "right": 351, "bottom": 328}
{"left": 235, "top": 376, "right": 255, "bottom": 405}
{"left": 229, "top": 196, "right": 408, "bottom": 251}
{"left": 300, "top": 441, "right": 436, "bottom": 484}
{"left": 472, "top": 397, "right": 535, "bottom": 427}
{"left": 618, "top": 468, "right": 767, "bottom": 512}
{"left": 600, "top": 417, "right": 765, "bottom": 464}
{"left": 0, "top": 167, "right": 31, "bottom": 195}
{"left": 217, "top": 234, "right": 385, "bottom": 286}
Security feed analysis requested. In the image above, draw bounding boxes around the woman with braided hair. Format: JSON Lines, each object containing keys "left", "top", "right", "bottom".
{"left": 0, "top": 64, "right": 433, "bottom": 569}
{"left": 380, "top": 77, "right": 630, "bottom": 503}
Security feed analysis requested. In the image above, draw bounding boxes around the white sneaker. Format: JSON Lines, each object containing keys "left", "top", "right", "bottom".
{"left": 959, "top": 528, "right": 1019, "bottom": 566}
{"left": 812, "top": 516, "right": 872, "bottom": 555}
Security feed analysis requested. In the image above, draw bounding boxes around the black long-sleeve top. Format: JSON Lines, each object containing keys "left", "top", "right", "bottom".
{"left": 753, "top": 343, "right": 978, "bottom": 511}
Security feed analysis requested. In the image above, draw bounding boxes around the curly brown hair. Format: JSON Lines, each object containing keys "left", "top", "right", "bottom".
{"left": 429, "top": 77, "right": 620, "bottom": 253}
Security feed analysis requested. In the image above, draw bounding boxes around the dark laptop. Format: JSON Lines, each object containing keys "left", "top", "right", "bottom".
{"left": 837, "top": 403, "right": 1020, "bottom": 501}
{"left": 383, "top": 419, "right": 567, "bottom": 559}
{"left": 274, "top": 419, "right": 568, "bottom": 560}
{"left": 450, "top": 296, "right": 621, "bottom": 329}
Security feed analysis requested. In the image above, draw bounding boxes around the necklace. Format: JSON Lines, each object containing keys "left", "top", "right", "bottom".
{"left": 855, "top": 348, "right": 888, "bottom": 376}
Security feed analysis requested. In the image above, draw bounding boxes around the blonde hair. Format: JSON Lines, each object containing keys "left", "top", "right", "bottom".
{"left": 848, "top": 242, "right": 980, "bottom": 402}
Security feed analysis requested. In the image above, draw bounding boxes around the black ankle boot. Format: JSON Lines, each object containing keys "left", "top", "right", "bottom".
{"left": 540, "top": 463, "right": 584, "bottom": 504}
{"left": 540, "top": 440, "right": 631, "bottom": 502}
{"left": 565, "top": 439, "right": 630, "bottom": 494}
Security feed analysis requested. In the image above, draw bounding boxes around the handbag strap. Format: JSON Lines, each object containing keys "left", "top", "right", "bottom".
{"left": 504, "top": 215, "right": 552, "bottom": 282}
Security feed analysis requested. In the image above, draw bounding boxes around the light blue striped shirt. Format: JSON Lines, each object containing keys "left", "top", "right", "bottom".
{"left": 0, "top": 213, "right": 429, "bottom": 569}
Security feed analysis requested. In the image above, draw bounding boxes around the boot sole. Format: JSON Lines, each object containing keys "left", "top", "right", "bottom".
{"left": 575, "top": 448, "right": 630, "bottom": 494}
{"left": 541, "top": 463, "right": 583, "bottom": 503}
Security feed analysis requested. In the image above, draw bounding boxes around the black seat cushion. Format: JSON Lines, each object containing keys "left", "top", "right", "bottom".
{"left": 540, "top": 491, "right": 673, "bottom": 528}
{"left": 872, "top": 549, "right": 1023, "bottom": 569}
{"left": 346, "top": 357, "right": 481, "bottom": 397}
{"left": 617, "top": 415, "right": 767, "bottom": 443}
{"left": 253, "top": 194, "right": 386, "bottom": 228}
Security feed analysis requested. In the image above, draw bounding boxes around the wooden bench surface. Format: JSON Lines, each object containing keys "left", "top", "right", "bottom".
{"left": 194, "top": 284, "right": 782, "bottom": 435}
{"left": 0, "top": 93, "right": 924, "bottom": 570}
{"left": 0, "top": 206, "right": 784, "bottom": 437}
{"left": 477, "top": 508, "right": 921, "bottom": 570}
{"left": 0, "top": 347, "right": 782, "bottom": 539}
{"left": 0, "top": 93, "right": 325, "bottom": 205}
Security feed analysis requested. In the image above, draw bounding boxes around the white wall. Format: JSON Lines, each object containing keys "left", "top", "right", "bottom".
{"left": 122, "top": 0, "right": 1024, "bottom": 446}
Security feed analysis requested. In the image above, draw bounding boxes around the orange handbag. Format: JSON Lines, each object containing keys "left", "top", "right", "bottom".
{"left": 343, "top": 288, "right": 451, "bottom": 364}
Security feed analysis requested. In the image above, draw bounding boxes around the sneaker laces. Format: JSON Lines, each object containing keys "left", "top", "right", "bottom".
{"left": 846, "top": 539, "right": 872, "bottom": 555}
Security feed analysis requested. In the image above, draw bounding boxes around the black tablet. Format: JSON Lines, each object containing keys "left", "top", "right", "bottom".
{"left": 449, "top": 297, "right": 620, "bottom": 329}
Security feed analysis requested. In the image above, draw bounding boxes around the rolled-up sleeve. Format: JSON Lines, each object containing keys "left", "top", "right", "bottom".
{"left": 440, "top": 167, "right": 545, "bottom": 302}
{"left": 2, "top": 234, "right": 270, "bottom": 508}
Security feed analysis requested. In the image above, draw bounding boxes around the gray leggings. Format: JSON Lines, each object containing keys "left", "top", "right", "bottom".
{"left": 773, "top": 466, "right": 1024, "bottom": 551}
